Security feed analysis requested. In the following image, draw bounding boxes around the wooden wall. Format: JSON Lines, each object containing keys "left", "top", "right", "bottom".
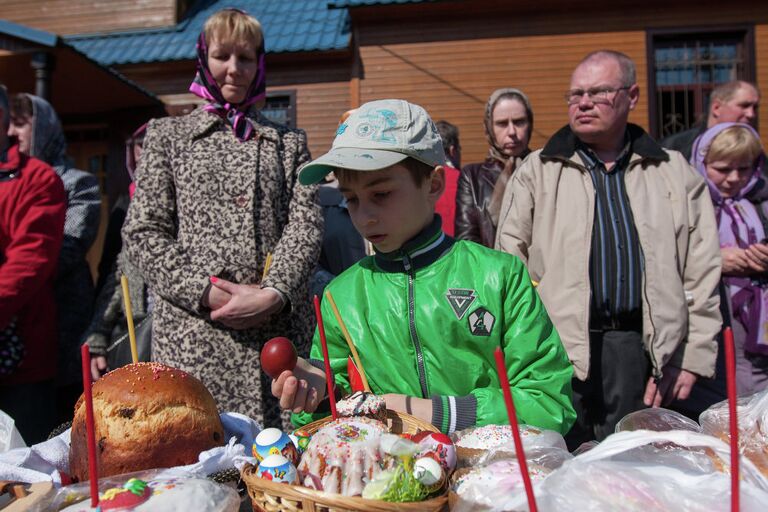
{"left": 757, "top": 24, "right": 768, "bottom": 143}
{"left": 2, "top": 0, "right": 179, "bottom": 35}
{"left": 358, "top": 32, "right": 648, "bottom": 164}
{"left": 350, "top": 0, "right": 768, "bottom": 166}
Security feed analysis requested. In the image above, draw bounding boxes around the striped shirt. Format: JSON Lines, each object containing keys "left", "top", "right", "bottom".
{"left": 577, "top": 140, "right": 643, "bottom": 326}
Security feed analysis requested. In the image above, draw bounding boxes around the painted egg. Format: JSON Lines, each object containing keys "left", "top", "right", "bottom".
{"left": 253, "top": 427, "right": 299, "bottom": 465}
{"left": 413, "top": 456, "right": 444, "bottom": 487}
{"left": 291, "top": 428, "right": 311, "bottom": 454}
{"left": 414, "top": 432, "right": 456, "bottom": 472}
{"left": 257, "top": 454, "right": 298, "bottom": 484}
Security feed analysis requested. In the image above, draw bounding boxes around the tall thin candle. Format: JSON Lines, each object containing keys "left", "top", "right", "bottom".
{"left": 494, "top": 346, "right": 538, "bottom": 512}
{"left": 313, "top": 295, "right": 337, "bottom": 419}
{"left": 80, "top": 344, "right": 99, "bottom": 508}
{"left": 723, "top": 327, "right": 739, "bottom": 512}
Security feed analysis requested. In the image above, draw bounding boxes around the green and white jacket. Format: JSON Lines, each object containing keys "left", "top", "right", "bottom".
{"left": 294, "top": 217, "right": 575, "bottom": 435}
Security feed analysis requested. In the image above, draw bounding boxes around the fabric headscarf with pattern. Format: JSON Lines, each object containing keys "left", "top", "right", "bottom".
{"left": 484, "top": 88, "right": 533, "bottom": 226}
{"left": 188, "top": 10, "right": 267, "bottom": 142}
{"left": 691, "top": 122, "right": 768, "bottom": 356}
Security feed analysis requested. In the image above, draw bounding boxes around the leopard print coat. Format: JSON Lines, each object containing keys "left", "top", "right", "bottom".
{"left": 122, "top": 108, "right": 322, "bottom": 429}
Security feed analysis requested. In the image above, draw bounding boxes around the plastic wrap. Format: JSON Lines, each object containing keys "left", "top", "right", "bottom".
{"left": 449, "top": 447, "right": 571, "bottom": 512}
{"left": 700, "top": 387, "right": 768, "bottom": 476}
{"left": 450, "top": 424, "right": 567, "bottom": 467}
{"left": 616, "top": 407, "right": 702, "bottom": 433}
{"left": 535, "top": 430, "right": 768, "bottom": 511}
{"left": 38, "top": 469, "right": 239, "bottom": 511}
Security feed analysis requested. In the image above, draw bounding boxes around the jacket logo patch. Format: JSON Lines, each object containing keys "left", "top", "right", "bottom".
{"left": 445, "top": 288, "right": 477, "bottom": 319}
{"left": 468, "top": 307, "right": 495, "bottom": 336}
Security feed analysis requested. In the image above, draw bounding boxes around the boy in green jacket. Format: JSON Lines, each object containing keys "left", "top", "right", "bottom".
{"left": 273, "top": 99, "right": 575, "bottom": 435}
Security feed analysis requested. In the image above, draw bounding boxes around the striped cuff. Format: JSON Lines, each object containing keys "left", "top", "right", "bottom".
{"left": 431, "top": 395, "right": 477, "bottom": 434}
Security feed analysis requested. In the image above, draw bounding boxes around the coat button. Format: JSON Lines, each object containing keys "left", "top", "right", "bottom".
{"left": 235, "top": 195, "right": 249, "bottom": 208}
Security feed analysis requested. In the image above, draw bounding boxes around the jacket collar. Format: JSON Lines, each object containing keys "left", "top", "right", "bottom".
{"left": 188, "top": 107, "right": 280, "bottom": 144}
{"left": 374, "top": 215, "right": 455, "bottom": 273}
{"left": 541, "top": 123, "right": 669, "bottom": 164}
{"left": 0, "top": 140, "right": 23, "bottom": 181}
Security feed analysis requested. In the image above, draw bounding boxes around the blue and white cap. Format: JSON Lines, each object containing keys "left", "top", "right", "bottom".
{"left": 298, "top": 99, "right": 446, "bottom": 185}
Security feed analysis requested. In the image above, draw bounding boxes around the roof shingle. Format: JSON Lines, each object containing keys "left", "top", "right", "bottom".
{"left": 65, "top": 0, "right": 351, "bottom": 66}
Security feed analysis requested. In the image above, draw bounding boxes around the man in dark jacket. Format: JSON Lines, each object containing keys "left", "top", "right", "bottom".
{"left": 661, "top": 80, "right": 760, "bottom": 160}
{"left": 0, "top": 83, "right": 66, "bottom": 444}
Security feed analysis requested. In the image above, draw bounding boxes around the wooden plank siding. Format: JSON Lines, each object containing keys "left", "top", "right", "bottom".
{"left": 757, "top": 24, "right": 768, "bottom": 149}
{"left": 291, "top": 81, "right": 350, "bottom": 157}
{"left": 1, "top": 0, "right": 178, "bottom": 35}
{"left": 357, "top": 32, "right": 649, "bottom": 165}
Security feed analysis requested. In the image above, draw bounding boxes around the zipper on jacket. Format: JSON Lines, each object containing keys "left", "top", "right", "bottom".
{"left": 638, "top": 245, "right": 662, "bottom": 380}
{"left": 403, "top": 253, "right": 430, "bottom": 398}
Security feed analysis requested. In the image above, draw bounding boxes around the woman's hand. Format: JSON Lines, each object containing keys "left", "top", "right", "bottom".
{"left": 721, "top": 246, "right": 765, "bottom": 276}
{"left": 90, "top": 355, "right": 108, "bottom": 381}
{"left": 207, "top": 285, "right": 232, "bottom": 310}
{"left": 271, "top": 358, "right": 327, "bottom": 413}
{"left": 208, "top": 276, "right": 282, "bottom": 329}
{"left": 745, "top": 242, "right": 768, "bottom": 272}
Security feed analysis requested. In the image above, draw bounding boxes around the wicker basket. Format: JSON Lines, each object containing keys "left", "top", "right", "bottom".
{"left": 242, "top": 410, "right": 448, "bottom": 512}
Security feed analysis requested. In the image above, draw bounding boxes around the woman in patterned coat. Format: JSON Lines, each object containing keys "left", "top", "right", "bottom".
{"left": 122, "top": 9, "right": 322, "bottom": 428}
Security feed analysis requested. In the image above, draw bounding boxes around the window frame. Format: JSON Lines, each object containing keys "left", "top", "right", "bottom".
{"left": 645, "top": 25, "right": 756, "bottom": 139}
{"left": 263, "top": 89, "right": 297, "bottom": 128}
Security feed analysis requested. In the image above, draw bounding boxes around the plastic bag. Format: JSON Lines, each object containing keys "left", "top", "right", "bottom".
{"left": 450, "top": 446, "right": 571, "bottom": 512}
{"left": 45, "top": 469, "right": 239, "bottom": 512}
{"left": 0, "top": 409, "right": 27, "bottom": 452}
{"left": 615, "top": 407, "right": 702, "bottom": 433}
{"left": 700, "top": 387, "right": 768, "bottom": 476}
{"left": 535, "top": 430, "right": 768, "bottom": 511}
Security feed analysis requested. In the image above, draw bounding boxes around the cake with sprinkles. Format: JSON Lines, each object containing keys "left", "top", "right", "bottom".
{"left": 336, "top": 391, "right": 387, "bottom": 422}
{"left": 297, "top": 417, "right": 387, "bottom": 496}
{"left": 69, "top": 362, "right": 225, "bottom": 482}
{"left": 452, "top": 425, "right": 551, "bottom": 466}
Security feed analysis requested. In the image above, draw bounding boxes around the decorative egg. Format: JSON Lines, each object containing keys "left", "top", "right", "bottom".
{"left": 291, "top": 428, "right": 311, "bottom": 454}
{"left": 253, "top": 427, "right": 299, "bottom": 465}
{"left": 414, "top": 432, "right": 456, "bottom": 472}
{"left": 413, "top": 456, "right": 444, "bottom": 487}
{"left": 257, "top": 454, "right": 298, "bottom": 484}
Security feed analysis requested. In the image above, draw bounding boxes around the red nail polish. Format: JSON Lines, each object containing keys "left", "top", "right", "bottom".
{"left": 210, "top": 276, "right": 218, "bottom": 283}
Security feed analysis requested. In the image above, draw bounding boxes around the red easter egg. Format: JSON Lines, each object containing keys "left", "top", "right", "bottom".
{"left": 261, "top": 337, "right": 298, "bottom": 378}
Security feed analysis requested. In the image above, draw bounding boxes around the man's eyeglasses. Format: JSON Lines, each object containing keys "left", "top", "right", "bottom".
{"left": 565, "top": 86, "right": 630, "bottom": 105}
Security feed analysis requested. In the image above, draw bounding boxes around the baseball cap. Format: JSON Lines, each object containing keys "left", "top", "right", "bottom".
{"left": 298, "top": 99, "right": 446, "bottom": 185}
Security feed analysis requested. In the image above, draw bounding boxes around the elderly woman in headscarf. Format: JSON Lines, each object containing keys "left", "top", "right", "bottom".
{"left": 455, "top": 88, "right": 533, "bottom": 247}
{"left": 686, "top": 123, "right": 768, "bottom": 404}
{"left": 122, "top": 8, "right": 322, "bottom": 428}
{"left": 8, "top": 93, "right": 101, "bottom": 422}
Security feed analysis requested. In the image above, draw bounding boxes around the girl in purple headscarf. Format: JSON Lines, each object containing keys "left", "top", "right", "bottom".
{"left": 691, "top": 122, "right": 768, "bottom": 395}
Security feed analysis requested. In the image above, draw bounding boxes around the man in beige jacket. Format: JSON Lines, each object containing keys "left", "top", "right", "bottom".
{"left": 495, "top": 50, "right": 722, "bottom": 449}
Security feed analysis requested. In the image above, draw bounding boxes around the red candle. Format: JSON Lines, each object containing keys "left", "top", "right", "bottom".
{"left": 80, "top": 344, "right": 99, "bottom": 508}
{"left": 313, "top": 295, "right": 337, "bottom": 420}
{"left": 723, "top": 327, "right": 739, "bottom": 512}
{"left": 494, "top": 346, "right": 538, "bottom": 512}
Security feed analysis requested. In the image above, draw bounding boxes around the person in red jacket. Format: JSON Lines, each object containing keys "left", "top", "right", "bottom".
{"left": 0, "top": 84, "right": 66, "bottom": 445}
{"left": 435, "top": 120, "right": 461, "bottom": 236}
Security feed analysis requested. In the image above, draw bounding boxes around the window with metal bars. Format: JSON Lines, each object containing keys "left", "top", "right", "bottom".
{"left": 647, "top": 28, "right": 755, "bottom": 139}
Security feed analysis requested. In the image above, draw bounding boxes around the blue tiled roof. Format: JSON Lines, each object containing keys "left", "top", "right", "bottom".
{"left": 66, "top": 0, "right": 351, "bottom": 66}
{"left": 329, "top": 0, "right": 436, "bottom": 7}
